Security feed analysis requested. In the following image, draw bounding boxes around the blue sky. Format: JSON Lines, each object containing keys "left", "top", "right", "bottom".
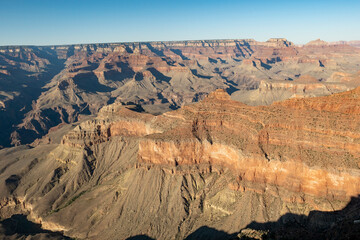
{"left": 0, "top": 0, "right": 359, "bottom": 46}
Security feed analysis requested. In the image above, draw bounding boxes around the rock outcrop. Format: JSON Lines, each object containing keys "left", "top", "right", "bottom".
{"left": 1, "top": 88, "right": 360, "bottom": 239}
{"left": 305, "top": 39, "right": 329, "bottom": 46}
{"left": 1, "top": 38, "right": 360, "bottom": 150}
{"left": 138, "top": 88, "right": 360, "bottom": 201}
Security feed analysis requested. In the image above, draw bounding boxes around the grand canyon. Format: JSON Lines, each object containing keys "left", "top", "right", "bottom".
{"left": 1, "top": 38, "right": 360, "bottom": 239}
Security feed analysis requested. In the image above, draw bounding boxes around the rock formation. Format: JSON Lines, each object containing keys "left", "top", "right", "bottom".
{"left": 1, "top": 38, "right": 360, "bottom": 148}
{"left": 305, "top": 39, "right": 329, "bottom": 46}
{"left": 0, "top": 88, "right": 360, "bottom": 239}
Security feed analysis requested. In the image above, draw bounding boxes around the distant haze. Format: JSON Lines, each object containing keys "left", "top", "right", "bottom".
{"left": 0, "top": 0, "right": 360, "bottom": 46}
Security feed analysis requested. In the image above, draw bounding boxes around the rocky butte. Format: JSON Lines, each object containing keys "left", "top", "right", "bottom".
{"left": 0, "top": 86, "right": 360, "bottom": 239}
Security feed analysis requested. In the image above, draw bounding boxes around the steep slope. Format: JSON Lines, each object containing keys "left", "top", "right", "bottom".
{"left": 0, "top": 47, "right": 65, "bottom": 147}
{"left": 1, "top": 38, "right": 360, "bottom": 149}
{"left": 0, "top": 88, "right": 360, "bottom": 239}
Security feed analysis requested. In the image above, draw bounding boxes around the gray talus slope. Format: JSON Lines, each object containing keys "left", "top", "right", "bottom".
{"left": 0, "top": 136, "right": 309, "bottom": 240}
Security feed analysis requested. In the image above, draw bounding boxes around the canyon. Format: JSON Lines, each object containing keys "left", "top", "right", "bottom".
{"left": 0, "top": 86, "right": 360, "bottom": 239}
{"left": 1, "top": 38, "right": 360, "bottom": 148}
{"left": 1, "top": 38, "right": 360, "bottom": 239}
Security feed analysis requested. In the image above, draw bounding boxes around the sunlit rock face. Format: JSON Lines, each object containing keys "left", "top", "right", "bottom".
{"left": 2, "top": 38, "right": 360, "bottom": 148}
{"left": 137, "top": 88, "right": 360, "bottom": 201}
{"left": 1, "top": 42, "right": 360, "bottom": 239}
{"left": 59, "top": 88, "right": 360, "bottom": 204}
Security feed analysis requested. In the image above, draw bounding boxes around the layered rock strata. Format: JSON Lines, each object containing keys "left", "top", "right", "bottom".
{"left": 1, "top": 88, "right": 359, "bottom": 239}
{"left": 2, "top": 38, "right": 360, "bottom": 147}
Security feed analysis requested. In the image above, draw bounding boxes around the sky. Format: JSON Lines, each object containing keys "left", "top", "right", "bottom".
{"left": 0, "top": 0, "right": 359, "bottom": 46}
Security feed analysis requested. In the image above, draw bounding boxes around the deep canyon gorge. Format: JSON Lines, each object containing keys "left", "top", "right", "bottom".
{"left": 1, "top": 38, "right": 360, "bottom": 239}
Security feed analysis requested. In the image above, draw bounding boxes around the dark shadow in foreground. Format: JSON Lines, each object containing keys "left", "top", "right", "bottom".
{"left": 185, "top": 226, "right": 234, "bottom": 240}
{"left": 242, "top": 195, "right": 360, "bottom": 240}
{"left": 0, "top": 214, "right": 72, "bottom": 239}
{"left": 185, "top": 195, "right": 360, "bottom": 240}
{"left": 126, "top": 235, "right": 155, "bottom": 240}
{"left": 5, "top": 196, "right": 360, "bottom": 240}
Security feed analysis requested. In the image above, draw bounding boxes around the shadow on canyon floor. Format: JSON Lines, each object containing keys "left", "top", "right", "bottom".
{"left": 128, "top": 195, "right": 360, "bottom": 240}
{"left": 126, "top": 235, "right": 155, "bottom": 240}
{"left": 2, "top": 196, "right": 360, "bottom": 239}
{"left": 242, "top": 195, "right": 360, "bottom": 240}
{"left": 0, "top": 214, "right": 72, "bottom": 239}
{"left": 184, "top": 226, "right": 235, "bottom": 240}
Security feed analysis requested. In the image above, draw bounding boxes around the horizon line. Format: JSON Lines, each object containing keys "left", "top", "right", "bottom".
{"left": 0, "top": 37, "right": 359, "bottom": 48}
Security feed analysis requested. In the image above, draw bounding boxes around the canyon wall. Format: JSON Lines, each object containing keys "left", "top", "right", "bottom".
{"left": 1, "top": 38, "right": 360, "bottom": 148}
{"left": 1, "top": 88, "right": 359, "bottom": 239}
